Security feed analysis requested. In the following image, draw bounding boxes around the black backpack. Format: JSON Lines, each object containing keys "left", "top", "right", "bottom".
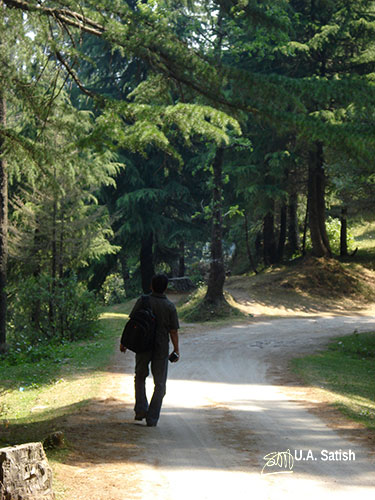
{"left": 121, "top": 295, "right": 156, "bottom": 353}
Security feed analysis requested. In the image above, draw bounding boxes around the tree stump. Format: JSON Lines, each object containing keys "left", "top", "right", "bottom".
{"left": 0, "top": 442, "right": 55, "bottom": 500}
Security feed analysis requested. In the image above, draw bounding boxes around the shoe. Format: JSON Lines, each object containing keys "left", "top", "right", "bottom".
{"left": 146, "top": 420, "right": 157, "bottom": 427}
{"left": 135, "top": 412, "right": 147, "bottom": 421}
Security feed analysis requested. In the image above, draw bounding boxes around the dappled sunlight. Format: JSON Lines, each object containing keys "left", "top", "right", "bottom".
{"left": 140, "top": 466, "right": 375, "bottom": 500}
{"left": 2, "top": 1, "right": 375, "bottom": 498}
{"left": 100, "top": 312, "right": 129, "bottom": 320}
{"left": 48, "top": 319, "right": 375, "bottom": 500}
{"left": 228, "top": 294, "right": 375, "bottom": 319}
{"left": 165, "top": 378, "right": 284, "bottom": 409}
{"left": 49, "top": 391, "right": 375, "bottom": 497}
{"left": 50, "top": 314, "right": 375, "bottom": 498}
{"left": 225, "top": 262, "right": 375, "bottom": 319}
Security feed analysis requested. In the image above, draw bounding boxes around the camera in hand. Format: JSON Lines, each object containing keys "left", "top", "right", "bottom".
{"left": 169, "top": 351, "right": 179, "bottom": 363}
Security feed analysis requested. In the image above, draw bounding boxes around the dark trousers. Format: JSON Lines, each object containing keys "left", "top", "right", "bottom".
{"left": 134, "top": 351, "right": 168, "bottom": 425}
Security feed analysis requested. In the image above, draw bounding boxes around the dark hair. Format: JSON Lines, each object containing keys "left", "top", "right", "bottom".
{"left": 151, "top": 273, "right": 169, "bottom": 293}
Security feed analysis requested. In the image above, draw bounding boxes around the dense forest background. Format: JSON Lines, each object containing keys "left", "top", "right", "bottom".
{"left": 1, "top": 0, "right": 375, "bottom": 354}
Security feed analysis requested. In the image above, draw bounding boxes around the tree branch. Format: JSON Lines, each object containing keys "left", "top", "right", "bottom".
{"left": 54, "top": 49, "right": 99, "bottom": 100}
{"left": 2, "top": 0, "right": 104, "bottom": 36}
{"left": 1, "top": 0, "right": 259, "bottom": 115}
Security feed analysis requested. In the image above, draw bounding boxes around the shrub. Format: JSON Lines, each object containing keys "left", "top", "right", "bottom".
{"left": 7, "top": 274, "right": 100, "bottom": 348}
{"left": 101, "top": 273, "right": 127, "bottom": 305}
{"left": 326, "top": 217, "right": 355, "bottom": 255}
{"left": 303, "top": 217, "right": 355, "bottom": 255}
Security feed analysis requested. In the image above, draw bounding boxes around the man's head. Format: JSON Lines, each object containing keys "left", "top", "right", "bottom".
{"left": 151, "top": 273, "right": 169, "bottom": 294}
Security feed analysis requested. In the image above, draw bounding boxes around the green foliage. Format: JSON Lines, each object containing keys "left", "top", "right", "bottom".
{"left": 95, "top": 101, "right": 241, "bottom": 164}
{"left": 2, "top": 339, "right": 71, "bottom": 368}
{"left": 7, "top": 274, "right": 100, "bottom": 347}
{"left": 101, "top": 273, "right": 127, "bottom": 305}
{"left": 2, "top": 0, "right": 375, "bottom": 312}
{"left": 325, "top": 217, "right": 355, "bottom": 255}
{"left": 330, "top": 332, "right": 375, "bottom": 359}
{"left": 0, "top": 303, "right": 125, "bottom": 447}
{"left": 303, "top": 216, "right": 356, "bottom": 255}
{"left": 291, "top": 331, "right": 375, "bottom": 430}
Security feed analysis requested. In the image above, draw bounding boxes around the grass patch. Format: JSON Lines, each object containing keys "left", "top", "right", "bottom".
{"left": 350, "top": 218, "right": 375, "bottom": 269}
{"left": 351, "top": 219, "right": 375, "bottom": 249}
{"left": 291, "top": 331, "right": 375, "bottom": 430}
{"left": 178, "top": 285, "right": 246, "bottom": 322}
{"left": 0, "top": 303, "right": 130, "bottom": 448}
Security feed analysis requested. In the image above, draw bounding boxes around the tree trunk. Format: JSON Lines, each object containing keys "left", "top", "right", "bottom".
{"left": 119, "top": 248, "right": 130, "bottom": 291}
{"left": 31, "top": 223, "right": 42, "bottom": 333}
{"left": 288, "top": 191, "right": 300, "bottom": 255}
{"left": 340, "top": 207, "right": 348, "bottom": 257}
{"left": 307, "top": 142, "right": 332, "bottom": 257}
{"left": 244, "top": 212, "right": 257, "bottom": 274}
{"left": 277, "top": 203, "right": 287, "bottom": 261}
{"left": 87, "top": 253, "right": 117, "bottom": 293}
{"left": 58, "top": 210, "right": 64, "bottom": 280}
{"left": 178, "top": 240, "right": 185, "bottom": 277}
{"left": 0, "top": 443, "right": 55, "bottom": 500}
{"left": 263, "top": 210, "right": 277, "bottom": 266}
{"left": 58, "top": 209, "right": 65, "bottom": 339}
{"left": 302, "top": 196, "right": 309, "bottom": 256}
{"left": 255, "top": 231, "right": 262, "bottom": 260}
{"left": 0, "top": 95, "right": 8, "bottom": 353}
{"left": 49, "top": 198, "right": 57, "bottom": 336}
{"left": 140, "top": 231, "right": 155, "bottom": 294}
{"left": 204, "top": 148, "right": 226, "bottom": 305}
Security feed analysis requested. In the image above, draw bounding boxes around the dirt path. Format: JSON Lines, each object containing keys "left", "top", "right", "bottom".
{"left": 55, "top": 307, "right": 375, "bottom": 499}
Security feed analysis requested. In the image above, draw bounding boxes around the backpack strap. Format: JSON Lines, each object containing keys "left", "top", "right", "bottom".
{"left": 141, "top": 294, "right": 152, "bottom": 311}
{"left": 141, "top": 295, "right": 156, "bottom": 331}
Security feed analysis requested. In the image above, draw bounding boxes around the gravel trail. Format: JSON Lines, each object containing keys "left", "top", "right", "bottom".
{"left": 116, "top": 314, "right": 375, "bottom": 500}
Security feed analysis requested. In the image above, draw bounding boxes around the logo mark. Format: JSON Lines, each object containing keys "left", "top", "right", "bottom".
{"left": 261, "top": 449, "right": 294, "bottom": 475}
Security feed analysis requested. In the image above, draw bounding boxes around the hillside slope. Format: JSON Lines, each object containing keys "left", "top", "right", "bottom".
{"left": 225, "top": 257, "right": 375, "bottom": 318}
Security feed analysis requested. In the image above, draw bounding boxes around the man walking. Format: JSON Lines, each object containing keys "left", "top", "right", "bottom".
{"left": 120, "top": 273, "right": 180, "bottom": 427}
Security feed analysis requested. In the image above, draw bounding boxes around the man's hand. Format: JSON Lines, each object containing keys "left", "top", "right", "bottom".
{"left": 169, "top": 351, "right": 180, "bottom": 362}
{"left": 169, "top": 330, "right": 179, "bottom": 361}
{"left": 120, "top": 343, "right": 127, "bottom": 353}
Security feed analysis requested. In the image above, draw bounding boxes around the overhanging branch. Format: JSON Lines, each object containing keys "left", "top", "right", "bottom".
{"left": 2, "top": 0, "right": 260, "bottom": 115}
{"left": 54, "top": 49, "right": 98, "bottom": 100}
{"left": 2, "top": 0, "right": 104, "bottom": 36}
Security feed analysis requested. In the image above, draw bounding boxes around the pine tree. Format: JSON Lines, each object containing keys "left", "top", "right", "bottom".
{"left": 8, "top": 90, "right": 120, "bottom": 341}
{"left": 3, "top": 0, "right": 375, "bottom": 304}
{"left": 210, "top": 0, "right": 375, "bottom": 258}
{"left": 273, "top": 0, "right": 375, "bottom": 255}
{"left": 0, "top": 6, "right": 39, "bottom": 351}
{"left": 0, "top": 94, "right": 7, "bottom": 353}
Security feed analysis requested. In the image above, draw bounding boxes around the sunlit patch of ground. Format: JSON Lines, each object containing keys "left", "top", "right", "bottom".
{"left": 225, "top": 257, "right": 375, "bottom": 319}
{"left": 101, "top": 312, "right": 129, "bottom": 320}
